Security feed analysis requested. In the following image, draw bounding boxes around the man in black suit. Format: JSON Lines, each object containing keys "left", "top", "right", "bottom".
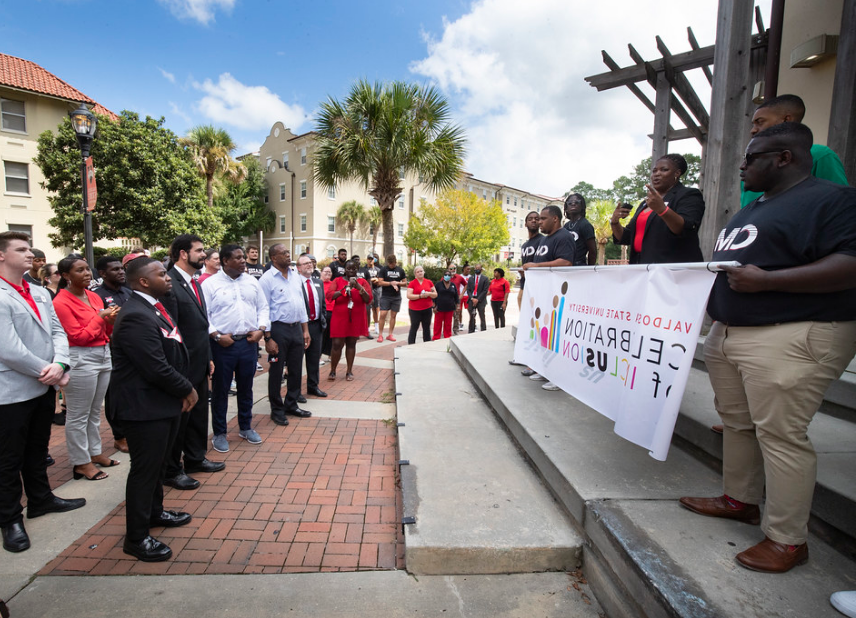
{"left": 296, "top": 253, "right": 327, "bottom": 399}
{"left": 466, "top": 263, "right": 489, "bottom": 333}
{"left": 108, "top": 257, "right": 197, "bottom": 562}
{"left": 161, "top": 235, "right": 225, "bottom": 491}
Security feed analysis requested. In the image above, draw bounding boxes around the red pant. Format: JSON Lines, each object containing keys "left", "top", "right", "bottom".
{"left": 433, "top": 311, "right": 454, "bottom": 340}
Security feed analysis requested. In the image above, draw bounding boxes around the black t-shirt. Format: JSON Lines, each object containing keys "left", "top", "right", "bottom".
{"left": 708, "top": 177, "right": 856, "bottom": 326}
{"left": 563, "top": 218, "right": 595, "bottom": 266}
{"left": 330, "top": 260, "right": 348, "bottom": 280}
{"left": 365, "top": 264, "right": 380, "bottom": 287}
{"left": 434, "top": 279, "right": 459, "bottom": 312}
{"left": 533, "top": 228, "right": 575, "bottom": 265}
{"left": 94, "top": 283, "right": 132, "bottom": 307}
{"left": 519, "top": 234, "right": 544, "bottom": 289}
{"left": 23, "top": 272, "right": 42, "bottom": 287}
{"left": 378, "top": 265, "right": 407, "bottom": 298}
{"left": 246, "top": 263, "right": 264, "bottom": 279}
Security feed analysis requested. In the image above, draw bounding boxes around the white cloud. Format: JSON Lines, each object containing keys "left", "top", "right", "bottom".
{"left": 411, "top": 0, "right": 767, "bottom": 196}
{"left": 169, "top": 102, "right": 192, "bottom": 125}
{"left": 158, "top": 67, "right": 176, "bottom": 84}
{"left": 157, "top": 0, "right": 235, "bottom": 25}
{"left": 193, "top": 73, "right": 309, "bottom": 132}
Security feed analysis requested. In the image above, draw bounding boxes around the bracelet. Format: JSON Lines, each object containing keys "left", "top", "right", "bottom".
{"left": 658, "top": 206, "right": 670, "bottom": 217}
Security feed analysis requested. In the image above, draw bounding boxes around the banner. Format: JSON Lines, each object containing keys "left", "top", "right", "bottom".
{"left": 514, "top": 265, "right": 718, "bottom": 461}
{"left": 84, "top": 156, "right": 97, "bottom": 211}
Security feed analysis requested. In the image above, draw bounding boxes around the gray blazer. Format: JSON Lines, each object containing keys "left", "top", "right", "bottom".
{"left": 0, "top": 278, "right": 70, "bottom": 405}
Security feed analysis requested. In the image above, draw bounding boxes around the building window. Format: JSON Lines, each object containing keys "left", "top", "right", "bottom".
{"left": 282, "top": 152, "right": 289, "bottom": 167}
{"left": 506, "top": 196, "right": 510, "bottom": 204}
{"left": 300, "top": 147, "right": 307, "bottom": 165}
{"left": 328, "top": 186, "right": 336, "bottom": 199}
{"left": 265, "top": 156, "right": 272, "bottom": 170}
{"left": 300, "top": 214, "right": 307, "bottom": 232}
{"left": 264, "top": 187, "right": 269, "bottom": 204}
{"left": 279, "top": 216, "right": 286, "bottom": 233}
{"left": 369, "top": 223, "right": 375, "bottom": 236}
{"left": 7, "top": 223, "right": 32, "bottom": 238}
{"left": 513, "top": 217, "right": 517, "bottom": 227}
{"left": 1, "top": 99, "right": 26, "bottom": 133}
{"left": 369, "top": 197, "right": 377, "bottom": 206}
{"left": 483, "top": 189, "right": 487, "bottom": 200}
{"left": 4, "top": 161, "right": 29, "bottom": 194}
{"left": 397, "top": 223, "right": 404, "bottom": 237}
{"left": 398, "top": 195, "right": 404, "bottom": 209}
{"left": 279, "top": 183, "right": 286, "bottom": 201}
{"left": 514, "top": 197, "right": 517, "bottom": 206}
{"left": 399, "top": 166, "right": 405, "bottom": 180}
{"left": 328, "top": 216, "right": 335, "bottom": 233}
{"left": 327, "top": 245, "right": 336, "bottom": 259}
{"left": 300, "top": 180, "right": 307, "bottom": 199}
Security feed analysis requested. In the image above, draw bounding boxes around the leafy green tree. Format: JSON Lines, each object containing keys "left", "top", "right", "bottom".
{"left": 35, "top": 111, "right": 224, "bottom": 249}
{"left": 566, "top": 181, "right": 610, "bottom": 202}
{"left": 214, "top": 157, "right": 274, "bottom": 243}
{"left": 403, "top": 189, "right": 509, "bottom": 267}
{"left": 180, "top": 125, "right": 247, "bottom": 210}
{"left": 336, "top": 200, "right": 367, "bottom": 255}
{"left": 364, "top": 205, "right": 382, "bottom": 256}
{"left": 313, "top": 80, "right": 467, "bottom": 258}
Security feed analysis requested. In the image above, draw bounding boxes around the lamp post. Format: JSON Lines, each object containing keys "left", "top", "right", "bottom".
{"left": 68, "top": 103, "right": 97, "bottom": 268}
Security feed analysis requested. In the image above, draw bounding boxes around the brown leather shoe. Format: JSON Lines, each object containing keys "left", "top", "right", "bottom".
{"left": 736, "top": 537, "right": 808, "bottom": 573}
{"left": 114, "top": 438, "right": 129, "bottom": 453}
{"left": 678, "top": 495, "right": 761, "bottom": 524}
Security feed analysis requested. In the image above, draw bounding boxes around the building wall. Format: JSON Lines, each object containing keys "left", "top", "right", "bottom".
{"left": 776, "top": 0, "right": 843, "bottom": 144}
{"left": 0, "top": 87, "right": 69, "bottom": 261}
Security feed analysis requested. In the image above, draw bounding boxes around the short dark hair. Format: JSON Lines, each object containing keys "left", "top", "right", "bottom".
{"left": 564, "top": 193, "right": 587, "bottom": 215}
{"left": 0, "top": 231, "right": 31, "bottom": 252}
{"left": 658, "top": 153, "right": 688, "bottom": 176}
{"left": 170, "top": 234, "right": 204, "bottom": 261}
{"left": 338, "top": 248, "right": 347, "bottom": 254}
{"left": 386, "top": 254, "right": 396, "bottom": 264}
{"left": 269, "top": 243, "right": 287, "bottom": 261}
{"left": 541, "top": 205, "right": 563, "bottom": 220}
{"left": 57, "top": 254, "right": 87, "bottom": 290}
{"left": 753, "top": 121, "right": 813, "bottom": 153}
{"left": 30, "top": 248, "right": 46, "bottom": 259}
{"left": 96, "top": 255, "right": 121, "bottom": 273}
{"left": 219, "top": 244, "right": 243, "bottom": 262}
{"left": 126, "top": 256, "right": 159, "bottom": 284}
{"left": 247, "top": 245, "right": 259, "bottom": 252}
{"left": 757, "top": 94, "right": 806, "bottom": 122}
{"left": 494, "top": 267, "right": 505, "bottom": 278}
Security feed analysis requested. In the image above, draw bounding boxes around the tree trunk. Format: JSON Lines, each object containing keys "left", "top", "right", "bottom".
{"left": 381, "top": 202, "right": 395, "bottom": 260}
{"left": 206, "top": 175, "right": 214, "bottom": 210}
{"left": 349, "top": 226, "right": 355, "bottom": 255}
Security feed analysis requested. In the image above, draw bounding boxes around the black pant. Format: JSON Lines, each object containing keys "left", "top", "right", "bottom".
{"left": 408, "top": 308, "right": 432, "bottom": 344}
{"left": 165, "top": 375, "right": 210, "bottom": 478}
{"left": 120, "top": 414, "right": 180, "bottom": 542}
{"left": 321, "top": 310, "right": 333, "bottom": 356}
{"left": 491, "top": 300, "right": 506, "bottom": 328}
{"left": 305, "top": 319, "right": 323, "bottom": 391}
{"left": 268, "top": 321, "right": 304, "bottom": 419}
{"left": 0, "top": 389, "right": 54, "bottom": 526}
{"left": 468, "top": 299, "right": 487, "bottom": 332}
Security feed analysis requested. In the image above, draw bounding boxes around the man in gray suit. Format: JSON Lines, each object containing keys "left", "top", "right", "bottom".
{"left": 0, "top": 232, "right": 85, "bottom": 553}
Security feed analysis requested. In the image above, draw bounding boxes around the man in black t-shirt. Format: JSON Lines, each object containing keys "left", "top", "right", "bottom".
{"left": 562, "top": 193, "right": 596, "bottom": 266}
{"left": 518, "top": 211, "right": 543, "bottom": 306}
{"left": 375, "top": 255, "right": 407, "bottom": 342}
{"left": 363, "top": 254, "right": 381, "bottom": 335}
{"left": 245, "top": 246, "right": 264, "bottom": 280}
{"left": 330, "top": 248, "right": 348, "bottom": 280}
{"left": 680, "top": 123, "right": 856, "bottom": 575}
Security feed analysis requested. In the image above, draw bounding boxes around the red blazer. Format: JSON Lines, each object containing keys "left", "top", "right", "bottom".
{"left": 53, "top": 288, "right": 109, "bottom": 347}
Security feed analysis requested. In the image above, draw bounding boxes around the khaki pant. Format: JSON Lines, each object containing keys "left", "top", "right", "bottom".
{"left": 704, "top": 320, "right": 856, "bottom": 545}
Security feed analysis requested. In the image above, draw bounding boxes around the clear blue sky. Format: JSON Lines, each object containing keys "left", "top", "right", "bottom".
{"left": 3, "top": 0, "right": 771, "bottom": 195}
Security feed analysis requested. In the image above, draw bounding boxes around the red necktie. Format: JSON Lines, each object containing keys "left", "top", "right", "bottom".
{"left": 306, "top": 279, "right": 316, "bottom": 321}
{"left": 190, "top": 278, "right": 202, "bottom": 305}
{"left": 154, "top": 302, "right": 175, "bottom": 328}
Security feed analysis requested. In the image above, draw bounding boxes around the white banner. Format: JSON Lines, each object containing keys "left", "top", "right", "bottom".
{"left": 514, "top": 265, "right": 718, "bottom": 461}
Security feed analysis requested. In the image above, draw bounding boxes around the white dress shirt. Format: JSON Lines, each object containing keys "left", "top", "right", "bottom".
{"left": 301, "top": 275, "right": 322, "bottom": 321}
{"left": 259, "top": 266, "right": 308, "bottom": 324}
{"left": 201, "top": 270, "right": 270, "bottom": 335}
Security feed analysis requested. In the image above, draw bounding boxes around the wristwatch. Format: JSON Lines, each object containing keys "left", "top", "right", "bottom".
{"left": 264, "top": 333, "right": 272, "bottom": 341}
{"left": 212, "top": 333, "right": 221, "bottom": 342}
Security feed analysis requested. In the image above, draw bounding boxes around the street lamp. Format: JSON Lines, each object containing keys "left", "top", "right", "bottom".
{"left": 68, "top": 103, "right": 97, "bottom": 268}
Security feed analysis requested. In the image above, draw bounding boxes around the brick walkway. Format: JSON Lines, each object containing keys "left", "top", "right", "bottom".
{"left": 38, "top": 326, "right": 408, "bottom": 576}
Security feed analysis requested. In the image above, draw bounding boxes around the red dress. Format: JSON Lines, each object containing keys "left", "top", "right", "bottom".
{"left": 326, "top": 277, "right": 372, "bottom": 338}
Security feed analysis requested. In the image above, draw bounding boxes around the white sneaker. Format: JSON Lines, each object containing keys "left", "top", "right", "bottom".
{"left": 529, "top": 373, "right": 547, "bottom": 381}
{"left": 542, "top": 381, "right": 560, "bottom": 391}
{"left": 256, "top": 362, "right": 263, "bottom": 372}
{"left": 832, "top": 591, "right": 856, "bottom": 618}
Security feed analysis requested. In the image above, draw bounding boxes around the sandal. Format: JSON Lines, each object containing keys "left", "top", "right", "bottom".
{"left": 94, "top": 458, "right": 121, "bottom": 468}
{"left": 377, "top": 335, "right": 384, "bottom": 343}
{"left": 346, "top": 372, "right": 355, "bottom": 381}
{"left": 328, "top": 372, "right": 337, "bottom": 381}
{"left": 387, "top": 335, "right": 396, "bottom": 342}
{"left": 73, "top": 466, "right": 108, "bottom": 481}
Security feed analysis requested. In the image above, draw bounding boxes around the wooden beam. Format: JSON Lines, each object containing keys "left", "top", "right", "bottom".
{"left": 601, "top": 50, "right": 655, "bottom": 114}
{"left": 585, "top": 44, "right": 715, "bottom": 90}
{"left": 828, "top": 0, "right": 856, "bottom": 182}
{"left": 656, "top": 36, "right": 711, "bottom": 131}
{"left": 648, "top": 128, "right": 707, "bottom": 142}
{"left": 699, "top": 0, "right": 754, "bottom": 261}
{"left": 688, "top": 27, "right": 714, "bottom": 85}
{"left": 652, "top": 72, "right": 671, "bottom": 162}
{"left": 754, "top": 5, "right": 765, "bottom": 34}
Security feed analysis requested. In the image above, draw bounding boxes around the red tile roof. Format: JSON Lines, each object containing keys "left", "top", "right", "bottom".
{"left": 0, "top": 53, "right": 117, "bottom": 120}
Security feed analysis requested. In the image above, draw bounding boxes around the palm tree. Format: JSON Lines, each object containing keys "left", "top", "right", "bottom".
{"left": 180, "top": 125, "right": 247, "bottom": 210}
{"left": 336, "top": 200, "right": 366, "bottom": 255}
{"left": 588, "top": 199, "right": 622, "bottom": 265}
{"left": 364, "top": 205, "right": 382, "bottom": 255}
{"left": 313, "top": 80, "right": 467, "bottom": 258}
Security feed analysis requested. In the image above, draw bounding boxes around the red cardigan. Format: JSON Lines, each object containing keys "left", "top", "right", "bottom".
{"left": 53, "top": 288, "right": 109, "bottom": 347}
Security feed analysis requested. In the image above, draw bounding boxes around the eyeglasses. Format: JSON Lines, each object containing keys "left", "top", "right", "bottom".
{"left": 743, "top": 150, "right": 786, "bottom": 165}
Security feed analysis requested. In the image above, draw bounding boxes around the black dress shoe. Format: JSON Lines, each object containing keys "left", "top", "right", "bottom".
{"left": 46, "top": 453, "right": 55, "bottom": 467}
{"left": 184, "top": 459, "right": 225, "bottom": 474}
{"left": 27, "top": 495, "right": 86, "bottom": 519}
{"left": 163, "top": 472, "right": 200, "bottom": 490}
{"left": 271, "top": 414, "right": 290, "bottom": 426}
{"left": 52, "top": 411, "right": 66, "bottom": 426}
{"left": 297, "top": 394, "right": 307, "bottom": 404}
{"left": 307, "top": 388, "right": 328, "bottom": 397}
{"left": 150, "top": 510, "right": 192, "bottom": 528}
{"left": 286, "top": 407, "right": 312, "bottom": 418}
{"left": 2, "top": 521, "right": 30, "bottom": 553}
{"left": 123, "top": 535, "right": 172, "bottom": 562}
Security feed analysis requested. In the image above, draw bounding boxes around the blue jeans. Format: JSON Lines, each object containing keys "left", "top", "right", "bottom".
{"left": 210, "top": 338, "right": 257, "bottom": 435}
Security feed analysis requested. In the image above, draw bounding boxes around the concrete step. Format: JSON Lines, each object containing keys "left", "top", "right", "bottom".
{"left": 394, "top": 338, "right": 583, "bottom": 575}
{"left": 452, "top": 329, "right": 856, "bottom": 618}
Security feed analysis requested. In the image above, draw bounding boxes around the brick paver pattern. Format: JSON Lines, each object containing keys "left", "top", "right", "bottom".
{"left": 39, "top": 326, "right": 407, "bottom": 576}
